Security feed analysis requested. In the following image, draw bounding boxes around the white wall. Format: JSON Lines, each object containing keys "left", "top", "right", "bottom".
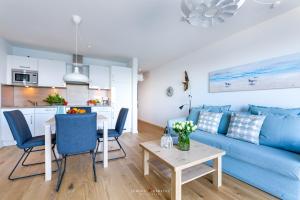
{"left": 0, "top": 38, "right": 11, "bottom": 147}
{"left": 138, "top": 7, "right": 300, "bottom": 127}
{"left": 0, "top": 39, "right": 10, "bottom": 84}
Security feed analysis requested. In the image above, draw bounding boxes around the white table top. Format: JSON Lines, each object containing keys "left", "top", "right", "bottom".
{"left": 46, "top": 114, "right": 108, "bottom": 125}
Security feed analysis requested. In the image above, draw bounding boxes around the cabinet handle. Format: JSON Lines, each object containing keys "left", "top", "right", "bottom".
{"left": 30, "top": 116, "right": 33, "bottom": 124}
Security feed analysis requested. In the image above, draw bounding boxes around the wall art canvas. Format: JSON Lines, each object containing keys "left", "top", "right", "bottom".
{"left": 209, "top": 53, "right": 300, "bottom": 93}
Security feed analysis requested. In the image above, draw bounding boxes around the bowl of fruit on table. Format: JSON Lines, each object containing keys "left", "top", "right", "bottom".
{"left": 67, "top": 108, "right": 87, "bottom": 114}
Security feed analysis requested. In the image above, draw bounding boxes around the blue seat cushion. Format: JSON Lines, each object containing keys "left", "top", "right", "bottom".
{"left": 97, "top": 129, "right": 120, "bottom": 138}
{"left": 20, "top": 134, "right": 56, "bottom": 149}
{"left": 190, "top": 130, "right": 300, "bottom": 180}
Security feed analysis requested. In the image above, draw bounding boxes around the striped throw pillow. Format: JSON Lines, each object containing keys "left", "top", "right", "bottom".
{"left": 197, "top": 111, "right": 223, "bottom": 134}
{"left": 227, "top": 113, "right": 266, "bottom": 144}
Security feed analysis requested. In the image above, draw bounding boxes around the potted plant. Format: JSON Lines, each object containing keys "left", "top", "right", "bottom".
{"left": 173, "top": 121, "right": 197, "bottom": 151}
{"left": 43, "top": 93, "right": 68, "bottom": 106}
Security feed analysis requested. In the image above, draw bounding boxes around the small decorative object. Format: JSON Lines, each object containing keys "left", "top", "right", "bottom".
{"left": 209, "top": 53, "right": 300, "bottom": 93}
{"left": 56, "top": 106, "right": 66, "bottom": 114}
{"left": 182, "top": 70, "right": 189, "bottom": 91}
{"left": 160, "top": 133, "right": 173, "bottom": 149}
{"left": 67, "top": 108, "right": 87, "bottom": 114}
{"left": 43, "top": 93, "right": 67, "bottom": 106}
{"left": 173, "top": 121, "right": 197, "bottom": 151}
{"left": 166, "top": 86, "right": 174, "bottom": 97}
{"left": 87, "top": 99, "right": 101, "bottom": 106}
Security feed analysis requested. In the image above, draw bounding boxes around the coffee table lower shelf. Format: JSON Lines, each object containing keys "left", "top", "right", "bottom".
{"left": 148, "top": 159, "right": 215, "bottom": 185}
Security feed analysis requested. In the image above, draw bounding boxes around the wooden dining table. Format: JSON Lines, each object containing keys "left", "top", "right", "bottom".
{"left": 44, "top": 114, "right": 109, "bottom": 181}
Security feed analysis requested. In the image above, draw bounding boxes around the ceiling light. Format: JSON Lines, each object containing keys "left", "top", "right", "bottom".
{"left": 63, "top": 15, "right": 89, "bottom": 84}
{"left": 181, "top": 0, "right": 246, "bottom": 28}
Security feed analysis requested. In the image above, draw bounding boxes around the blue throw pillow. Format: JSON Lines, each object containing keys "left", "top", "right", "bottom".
{"left": 203, "top": 105, "right": 231, "bottom": 112}
{"left": 259, "top": 113, "right": 300, "bottom": 153}
{"left": 217, "top": 111, "right": 232, "bottom": 134}
{"left": 187, "top": 106, "right": 205, "bottom": 124}
{"left": 249, "top": 104, "right": 300, "bottom": 116}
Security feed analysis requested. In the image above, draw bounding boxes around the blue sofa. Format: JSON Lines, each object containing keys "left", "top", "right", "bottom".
{"left": 167, "top": 116, "right": 300, "bottom": 200}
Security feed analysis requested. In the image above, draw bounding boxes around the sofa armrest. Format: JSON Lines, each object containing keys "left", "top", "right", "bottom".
{"left": 167, "top": 117, "right": 187, "bottom": 136}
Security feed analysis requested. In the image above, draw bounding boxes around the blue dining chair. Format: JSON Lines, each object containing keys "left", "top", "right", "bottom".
{"left": 70, "top": 107, "right": 92, "bottom": 113}
{"left": 96, "top": 108, "right": 129, "bottom": 161}
{"left": 55, "top": 113, "right": 97, "bottom": 192}
{"left": 3, "top": 110, "right": 58, "bottom": 181}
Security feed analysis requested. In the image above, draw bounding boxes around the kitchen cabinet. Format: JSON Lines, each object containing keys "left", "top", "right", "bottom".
{"left": 6, "top": 55, "right": 38, "bottom": 84}
{"left": 89, "top": 65, "right": 110, "bottom": 89}
{"left": 7, "top": 55, "right": 38, "bottom": 71}
{"left": 38, "top": 59, "right": 66, "bottom": 87}
{"left": 111, "top": 66, "right": 132, "bottom": 131}
{"left": 34, "top": 107, "right": 57, "bottom": 136}
{"left": 0, "top": 108, "right": 34, "bottom": 146}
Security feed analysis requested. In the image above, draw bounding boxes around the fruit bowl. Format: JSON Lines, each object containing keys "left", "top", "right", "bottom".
{"left": 67, "top": 108, "right": 86, "bottom": 114}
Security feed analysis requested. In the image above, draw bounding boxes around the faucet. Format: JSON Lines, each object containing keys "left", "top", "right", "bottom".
{"left": 27, "top": 100, "right": 38, "bottom": 106}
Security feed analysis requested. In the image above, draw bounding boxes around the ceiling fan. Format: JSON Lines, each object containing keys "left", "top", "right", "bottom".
{"left": 181, "top": 0, "right": 282, "bottom": 28}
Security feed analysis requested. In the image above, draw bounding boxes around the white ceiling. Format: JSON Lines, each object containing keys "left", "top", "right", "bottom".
{"left": 0, "top": 0, "right": 299, "bottom": 70}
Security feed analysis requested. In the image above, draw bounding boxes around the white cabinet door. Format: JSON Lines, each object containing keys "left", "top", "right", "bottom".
{"left": 34, "top": 108, "right": 57, "bottom": 136}
{"left": 89, "top": 65, "right": 110, "bottom": 89}
{"left": 7, "top": 55, "right": 38, "bottom": 71}
{"left": 1, "top": 109, "right": 34, "bottom": 146}
{"left": 111, "top": 66, "right": 132, "bottom": 132}
{"left": 38, "top": 59, "right": 66, "bottom": 87}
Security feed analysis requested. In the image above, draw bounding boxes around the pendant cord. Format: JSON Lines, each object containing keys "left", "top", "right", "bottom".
{"left": 75, "top": 22, "right": 78, "bottom": 66}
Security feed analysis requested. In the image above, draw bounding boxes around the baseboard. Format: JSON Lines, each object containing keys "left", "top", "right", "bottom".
{"left": 138, "top": 119, "right": 165, "bottom": 131}
{"left": 1, "top": 140, "right": 16, "bottom": 147}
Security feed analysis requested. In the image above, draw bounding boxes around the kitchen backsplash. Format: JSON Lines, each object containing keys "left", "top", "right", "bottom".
{"left": 1, "top": 84, "right": 111, "bottom": 107}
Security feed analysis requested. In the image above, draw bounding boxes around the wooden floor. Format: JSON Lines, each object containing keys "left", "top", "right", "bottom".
{"left": 0, "top": 121, "right": 278, "bottom": 200}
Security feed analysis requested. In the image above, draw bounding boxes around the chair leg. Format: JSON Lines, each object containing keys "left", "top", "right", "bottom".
{"left": 52, "top": 147, "right": 60, "bottom": 170}
{"left": 8, "top": 149, "right": 47, "bottom": 181}
{"left": 56, "top": 156, "right": 67, "bottom": 192}
{"left": 115, "top": 137, "right": 127, "bottom": 158}
{"left": 22, "top": 145, "right": 58, "bottom": 167}
{"left": 91, "top": 151, "right": 97, "bottom": 182}
{"left": 96, "top": 137, "right": 126, "bottom": 163}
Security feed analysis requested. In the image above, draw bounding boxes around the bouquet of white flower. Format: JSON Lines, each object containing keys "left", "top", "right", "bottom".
{"left": 173, "top": 121, "right": 197, "bottom": 151}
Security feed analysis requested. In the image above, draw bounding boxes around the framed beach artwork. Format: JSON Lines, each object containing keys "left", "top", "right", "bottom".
{"left": 209, "top": 53, "right": 300, "bottom": 93}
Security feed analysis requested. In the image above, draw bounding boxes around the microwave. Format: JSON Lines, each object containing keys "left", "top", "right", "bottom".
{"left": 12, "top": 69, "right": 38, "bottom": 86}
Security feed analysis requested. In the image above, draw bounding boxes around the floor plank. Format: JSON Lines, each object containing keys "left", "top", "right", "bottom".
{"left": 0, "top": 121, "right": 278, "bottom": 200}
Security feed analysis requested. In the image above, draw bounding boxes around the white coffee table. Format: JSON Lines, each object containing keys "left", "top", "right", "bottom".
{"left": 140, "top": 140, "right": 225, "bottom": 200}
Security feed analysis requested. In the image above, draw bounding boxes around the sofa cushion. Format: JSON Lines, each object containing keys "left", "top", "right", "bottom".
{"left": 190, "top": 130, "right": 300, "bottom": 180}
{"left": 259, "top": 113, "right": 300, "bottom": 153}
{"left": 197, "top": 111, "right": 223, "bottom": 134}
{"left": 187, "top": 106, "right": 205, "bottom": 124}
{"left": 218, "top": 111, "right": 231, "bottom": 134}
{"left": 203, "top": 105, "right": 231, "bottom": 112}
{"left": 248, "top": 104, "right": 300, "bottom": 116}
{"left": 226, "top": 113, "right": 266, "bottom": 144}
